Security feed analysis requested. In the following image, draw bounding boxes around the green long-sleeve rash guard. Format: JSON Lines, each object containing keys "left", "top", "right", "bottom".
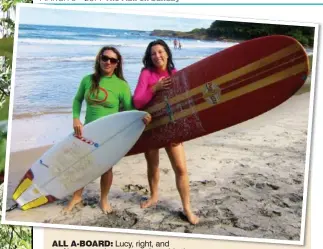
{"left": 73, "top": 74, "right": 134, "bottom": 124}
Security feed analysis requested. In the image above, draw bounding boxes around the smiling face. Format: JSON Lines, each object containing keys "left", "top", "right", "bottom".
{"left": 99, "top": 49, "right": 119, "bottom": 76}
{"left": 150, "top": 44, "right": 169, "bottom": 71}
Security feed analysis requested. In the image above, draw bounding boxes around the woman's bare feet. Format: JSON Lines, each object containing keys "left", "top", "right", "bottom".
{"left": 184, "top": 210, "right": 199, "bottom": 225}
{"left": 100, "top": 198, "right": 113, "bottom": 214}
{"left": 63, "top": 196, "right": 83, "bottom": 213}
{"left": 140, "top": 197, "right": 158, "bottom": 208}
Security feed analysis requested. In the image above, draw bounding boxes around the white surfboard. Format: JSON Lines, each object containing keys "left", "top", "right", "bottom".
{"left": 12, "top": 110, "right": 147, "bottom": 210}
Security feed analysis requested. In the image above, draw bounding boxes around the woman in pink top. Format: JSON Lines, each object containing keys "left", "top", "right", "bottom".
{"left": 133, "top": 40, "right": 199, "bottom": 225}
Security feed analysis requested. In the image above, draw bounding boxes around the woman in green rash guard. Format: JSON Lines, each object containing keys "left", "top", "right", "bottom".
{"left": 64, "top": 46, "right": 152, "bottom": 214}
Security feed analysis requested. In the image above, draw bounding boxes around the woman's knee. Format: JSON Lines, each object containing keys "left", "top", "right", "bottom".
{"left": 165, "top": 143, "right": 187, "bottom": 176}
{"left": 172, "top": 163, "right": 187, "bottom": 176}
{"left": 145, "top": 149, "right": 159, "bottom": 168}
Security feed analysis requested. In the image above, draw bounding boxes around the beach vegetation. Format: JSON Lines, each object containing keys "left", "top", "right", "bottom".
{"left": 0, "top": 96, "right": 9, "bottom": 174}
{"left": 206, "top": 21, "right": 315, "bottom": 47}
{"left": 0, "top": 1, "right": 32, "bottom": 248}
{"left": 0, "top": 218, "right": 32, "bottom": 249}
{"left": 0, "top": 36, "right": 13, "bottom": 104}
{"left": 0, "top": 57, "right": 11, "bottom": 102}
{"left": 1, "top": 0, "right": 32, "bottom": 104}
{"left": 0, "top": 134, "right": 6, "bottom": 173}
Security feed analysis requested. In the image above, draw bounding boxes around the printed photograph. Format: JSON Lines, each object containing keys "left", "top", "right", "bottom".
{"left": 2, "top": 4, "right": 317, "bottom": 243}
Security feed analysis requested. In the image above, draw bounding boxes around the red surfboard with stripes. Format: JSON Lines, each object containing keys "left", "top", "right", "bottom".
{"left": 127, "top": 35, "right": 309, "bottom": 155}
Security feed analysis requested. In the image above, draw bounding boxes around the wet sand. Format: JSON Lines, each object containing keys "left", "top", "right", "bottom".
{"left": 4, "top": 90, "right": 311, "bottom": 241}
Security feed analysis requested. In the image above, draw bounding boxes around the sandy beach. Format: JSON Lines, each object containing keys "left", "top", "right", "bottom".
{"left": 3, "top": 84, "right": 311, "bottom": 241}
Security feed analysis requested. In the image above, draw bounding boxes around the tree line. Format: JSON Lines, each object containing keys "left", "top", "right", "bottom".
{"left": 1, "top": 0, "right": 33, "bottom": 247}
{"left": 190, "top": 20, "right": 315, "bottom": 47}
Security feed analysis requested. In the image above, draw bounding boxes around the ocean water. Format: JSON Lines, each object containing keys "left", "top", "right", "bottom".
{"left": 11, "top": 24, "right": 237, "bottom": 151}
{"left": 14, "top": 24, "right": 236, "bottom": 117}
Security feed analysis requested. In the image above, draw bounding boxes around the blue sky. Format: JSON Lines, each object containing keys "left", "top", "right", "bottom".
{"left": 19, "top": 6, "right": 214, "bottom": 31}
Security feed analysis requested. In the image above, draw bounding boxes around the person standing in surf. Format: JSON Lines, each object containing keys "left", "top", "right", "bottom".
{"left": 173, "top": 38, "right": 178, "bottom": 49}
{"left": 65, "top": 46, "right": 151, "bottom": 214}
{"left": 133, "top": 39, "right": 199, "bottom": 225}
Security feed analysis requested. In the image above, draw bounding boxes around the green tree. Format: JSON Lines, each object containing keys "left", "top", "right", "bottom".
{"left": 0, "top": 222, "right": 32, "bottom": 249}
{"left": 206, "top": 20, "right": 314, "bottom": 47}
{"left": 1, "top": 1, "right": 33, "bottom": 248}
{"left": 1, "top": 0, "right": 33, "bottom": 104}
{"left": 0, "top": 96, "right": 9, "bottom": 175}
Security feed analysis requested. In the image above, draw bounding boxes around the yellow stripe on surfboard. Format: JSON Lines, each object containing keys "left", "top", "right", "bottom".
{"left": 21, "top": 196, "right": 49, "bottom": 211}
{"left": 145, "top": 62, "right": 307, "bottom": 131}
{"left": 12, "top": 178, "right": 33, "bottom": 201}
{"left": 146, "top": 44, "right": 303, "bottom": 114}
{"left": 13, "top": 178, "right": 49, "bottom": 210}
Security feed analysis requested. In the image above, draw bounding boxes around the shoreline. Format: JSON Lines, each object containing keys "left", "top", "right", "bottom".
{"left": 9, "top": 81, "right": 312, "bottom": 154}
{"left": 4, "top": 92, "right": 310, "bottom": 240}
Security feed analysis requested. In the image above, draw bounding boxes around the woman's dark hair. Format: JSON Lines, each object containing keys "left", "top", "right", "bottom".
{"left": 91, "top": 46, "right": 125, "bottom": 94}
{"left": 142, "top": 39, "right": 175, "bottom": 75}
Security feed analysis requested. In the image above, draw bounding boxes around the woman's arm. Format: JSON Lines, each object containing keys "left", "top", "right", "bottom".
{"left": 72, "top": 77, "right": 86, "bottom": 119}
{"left": 72, "top": 76, "right": 87, "bottom": 137}
{"left": 120, "top": 82, "right": 135, "bottom": 111}
{"left": 133, "top": 70, "right": 155, "bottom": 109}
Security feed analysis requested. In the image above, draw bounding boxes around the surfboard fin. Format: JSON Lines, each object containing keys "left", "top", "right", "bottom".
{"left": 164, "top": 96, "right": 175, "bottom": 124}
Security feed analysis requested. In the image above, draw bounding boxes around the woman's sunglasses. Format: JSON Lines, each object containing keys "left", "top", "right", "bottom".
{"left": 101, "top": 55, "right": 119, "bottom": 64}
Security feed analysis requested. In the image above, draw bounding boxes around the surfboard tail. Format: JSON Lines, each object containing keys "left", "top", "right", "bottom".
{"left": 12, "top": 169, "right": 57, "bottom": 210}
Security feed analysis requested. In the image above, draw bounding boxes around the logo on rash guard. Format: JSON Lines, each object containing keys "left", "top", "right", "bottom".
{"left": 87, "top": 87, "right": 109, "bottom": 105}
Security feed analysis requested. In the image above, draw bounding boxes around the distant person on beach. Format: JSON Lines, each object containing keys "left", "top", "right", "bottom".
{"left": 133, "top": 39, "right": 199, "bottom": 225}
{"left": 173, "top": 38, "right": 178, "bottom": 49}
{"left": 64, "top": 46, "right": 152, "bottom": 214}
{"left": 178, "top": 40, "right": 182, "bottom": 50}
